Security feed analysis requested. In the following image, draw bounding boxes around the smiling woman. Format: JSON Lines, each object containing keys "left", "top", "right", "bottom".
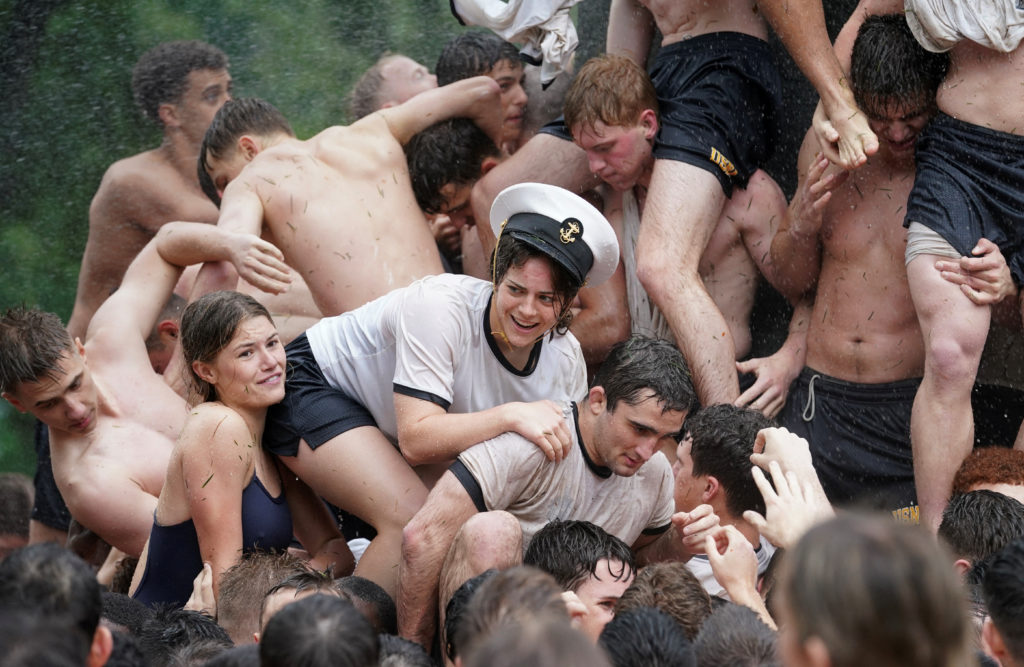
{"left": 130, "top": 291, "right": 353, "bottom": 608}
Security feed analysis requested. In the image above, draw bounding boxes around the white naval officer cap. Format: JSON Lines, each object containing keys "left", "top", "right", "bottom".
{"left": 489, "top": 182, "right": 620, "bottom": 287}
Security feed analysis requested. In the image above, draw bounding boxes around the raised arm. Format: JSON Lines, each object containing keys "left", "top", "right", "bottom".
{"left": 769, "top": 131, "right": 847, "bottom": 302}
{"left": 376, "top": 76, "right": 502, "bottom": 148}
{"left": 757, "top": 0, "right": 878, "bottom": 168}
{"left": 398, "top": 470, "right": 479, "bottom": 648}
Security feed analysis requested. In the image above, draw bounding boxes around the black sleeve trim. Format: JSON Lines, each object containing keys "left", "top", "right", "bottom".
{"left": 393, "top": 384, "right": 451, "bottom": 411}
{"left": 449, "top": 0, "right": 466, "bottom": 25}
{"left": 642, "top": 523, "right": 671, "bottom": 536}
{"left": 450, "top": 459, "right": 487, "bottom": 513}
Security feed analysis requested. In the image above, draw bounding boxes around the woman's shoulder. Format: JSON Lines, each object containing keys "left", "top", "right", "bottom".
{"left": 180, "top": 403, "right": 254, "bottom": 444}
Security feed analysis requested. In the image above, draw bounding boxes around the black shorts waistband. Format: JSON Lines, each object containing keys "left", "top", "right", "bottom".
{"left": 797, "top": 367, "right": 921, "bottom": 403}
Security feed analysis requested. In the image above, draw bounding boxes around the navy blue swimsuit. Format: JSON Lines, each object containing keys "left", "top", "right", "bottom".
{"left": 133, "top": 475, "right": 293, "bottom": 608}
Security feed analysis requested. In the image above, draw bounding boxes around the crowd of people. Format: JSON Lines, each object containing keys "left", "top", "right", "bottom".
{"left": 3, "top": 0, "right": 1024, "bottom": 665}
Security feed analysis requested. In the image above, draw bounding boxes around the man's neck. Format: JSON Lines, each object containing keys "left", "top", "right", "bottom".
{"left": 713, "top": 501, "right": 761, "bottom": 547}
{"left": 157, "top": 131, "right": 203, "bottom": 182}
{"left": 575, "top": 400, "right": 603, "bottom": 467}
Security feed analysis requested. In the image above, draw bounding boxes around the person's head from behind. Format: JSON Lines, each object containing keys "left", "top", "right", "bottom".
{"left": 456, "top": 566, "right": 568, "bottom": 662}
{"left": 778, "top": 513, "right": 970, "bottom": 667}
{"left": 953, "top": 446, "right": 1024, "bottom": 505}
{"left": 258, "top": 567, "right": 340, "bottom": 635}
{"left": 849, "top": 14, "right": 948, "bottom": 159}
{"left": 0, "top": 308, "right": 99, "bottom": 435}
{"left": 599, "top": 606, "right": 697, "bottom": 667}
{"left": 463, "top": 611, "right": 610, "bottom": 667}
{"left": 180, "top": 291, "right": 283, "bottom": 407}
{"left": 0, "top": 473, "right": 33, "bottom": 560}
{"left": 405, "top": 118, "right": 502, "bottom": 231}
{"left": 335, "top": 575, "right": 398, "bottom": 635}
{"left": 437, "top": 31, "right": 527, "bottom": 148}
{"left": 217, "top": 550, "right": 308, "bottom": 645}
{"left": 564, "top": 54, "right": 658, "bottom": 191}
{"left": 0, "top": 609, "right": 91, "bottom": 667}
{"left": 260, "top": 593, "right": 378, "bottom": 667}
{"left": 674, "top": 404, "right": 772, "bottom": 519}
{"left": 615, "top": 561, "right": 712, "bottom": 641}
{"left": 982, "top": 538, "right": 1024, "bottom": 667}
{"left": 584, "top": 336, "right": 695, "bottom": 478}
{"left": 349, "top": 53, "right": 437, "bottom": 120}
{"left": 137, "top": 607, "right": 232, "bottom": 667}
{"left": 131, "top": 40, "right": 232, "bottom": 141}
{"left": 198, "top": 97, "right": 295, "bottom": 205}
{"left": 938, "top": 489, "right": 1024, "bottom": 575}
{"left": 694, "top": 602, "right": 779, "bottom": 667}
{"left": 524, "top": 520, "right": 636, "bottom": 640}
{"left": 377, "top": 634, "right": 435, "bottom": 667}
{"left": 444, "top": 569, "right": 498, "bottom": 664}
{"left": 487, "top": 183, "right": 619, "bottom": 353}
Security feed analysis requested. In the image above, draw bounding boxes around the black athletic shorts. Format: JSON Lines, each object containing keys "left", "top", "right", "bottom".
{"left": 263, "top": 334, "right": 377, "bottom": 458}
{"left": 648, "top": 32, "right": 782, "bottom": 197}
{"left": 778, "top": 367, "right": 919, "bottom": 515}
{"left": 905, "top": 113, "right": 1024, "bottom": 285}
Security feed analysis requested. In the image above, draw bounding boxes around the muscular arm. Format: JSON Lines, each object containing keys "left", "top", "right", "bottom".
{"left": 570, "top": 267, "right": 631, "bottom": 375}
{"left": 757, "top": 0, "right": 879, "bottom": 168}
{"left": 769, "top": 132, "right": 843, "bottom": 301}
{"left": 378, "top": 76, "right": 503, "bottom": 147}
{"left": 398, "top": 470, "right": 479, "bottom": 647}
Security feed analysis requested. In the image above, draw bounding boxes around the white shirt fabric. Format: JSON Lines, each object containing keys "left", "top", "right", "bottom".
{"left": 905, "top": 0, "right": 1024, "bottom": 52}
{"left": 306, "top": 273, "right": 587, "bottom": 445}
{"left": 622, "top": 189, "right": 675, "bottom": 344}
{"left": 686, "top": 533, "right": 776, "bottom": 600}
{"left": 456, "top": 402, "right": 675, "bottom": 547}
{"left": 450, "top": 0, "right": 583, "bottom": 86}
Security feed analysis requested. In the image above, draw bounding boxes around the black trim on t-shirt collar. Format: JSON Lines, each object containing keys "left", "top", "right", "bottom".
{"left": 574, "top": 402, "right": 612, "bottom": 479}
{"left": 483, "top": 293, "right": 544, "bottom": 376}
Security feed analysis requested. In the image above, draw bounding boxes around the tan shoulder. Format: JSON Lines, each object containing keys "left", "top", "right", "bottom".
{"left": 182, "top": 402, "right": 252, "bottom": 441}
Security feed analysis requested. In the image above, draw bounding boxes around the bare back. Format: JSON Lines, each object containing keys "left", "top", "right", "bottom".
{"left": 71, "top": 149, "right": 217, "bottom": 339}
{"left": 806, "top": 153, "right": 924, "bottom": 382}
{"left": 640, "top": 0, "right": 768, "bottom": 44}
{"left": 239, "top": 117, "right": 443, "bottom": 315}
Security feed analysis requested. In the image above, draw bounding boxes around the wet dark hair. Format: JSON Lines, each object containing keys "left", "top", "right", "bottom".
{"left": 436, "top": 31, "right": 520, "bottom": 85}
{"left": 0, "top": 307, "right": 74, "bottom": 394}
{"left": 198, "top": 97, "right": 294, "bottom": 206}
{"left": 405, "top": 118, "right": 500, "bottom": 215}
{"left": 850, "top": 14, "right": 948, "bottom": 119}
{"left": 260, "top": 594, "right": 378, "bottom": 667}
{"left": 685, "top": 404, "right": 773, "bottom": 518}
{"left": 694, "top": 602, "right": 778, "bottom": 667}
{"left": 335, "top": 575, "right": 397, "bottom": 635}
{"left": 137, "top": 607, "right": 232, "bottom": 667}
{"left": 524, "top": 519, "right": 636, "bottom": 593}
{"left": 983, "top": 538, "right": 1024, "bottom": 662}
{"left": 599, "top": 606, "right": 697, "bottom": 667}
{"left": 444, "top": 569, "right": 498, "bottom": 663}
{"left": 131, "top": 41, "right": 229, "bottom": 125}
{"left": 938, "top": 490, "right": 1024, "bottom": 563}
{"left": 491, "top": 235, "right": 580, "bottom": 334}
{"left": 592, "top": 336, "right": 696, "bottom": 416}
{"left": 615, "top": 562, "right": 712, "bottom": 641}
{"left": 180, "top": 291, "right": 273, "bottom": 404}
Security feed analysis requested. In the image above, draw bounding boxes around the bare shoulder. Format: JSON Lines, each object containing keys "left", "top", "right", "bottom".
{"left": 181, "top": 403, "right": 253, "bottom": 444}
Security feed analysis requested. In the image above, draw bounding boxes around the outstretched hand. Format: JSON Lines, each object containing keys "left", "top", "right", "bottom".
{"left": 228, "top": 233, "right": 292, "bottom": 294}
{"left": 671, "top": 504, "right": 724, "bottom": 558}
{"left": 935, "top": 238, "right": 1017, "bottom": 306}
{"left": 744, "top": 460, "right": 833, "bottom": 550}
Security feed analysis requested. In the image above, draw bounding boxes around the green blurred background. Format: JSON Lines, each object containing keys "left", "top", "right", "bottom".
{"left": 0, "top": 0, "right": 616, "bottom": 474}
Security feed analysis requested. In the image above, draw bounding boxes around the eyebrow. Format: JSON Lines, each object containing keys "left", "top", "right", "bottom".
{"left": 35, "top": 372, "right": 81, "bottom": 407}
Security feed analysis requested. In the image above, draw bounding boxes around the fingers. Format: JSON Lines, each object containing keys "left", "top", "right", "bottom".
{"left": 743, "top": 509, "right": 768, "bottom": 533}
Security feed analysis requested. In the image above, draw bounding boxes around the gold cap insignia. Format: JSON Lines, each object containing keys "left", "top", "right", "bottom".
{"left": 559, "top": 218, "right": 581, "bottom": 244}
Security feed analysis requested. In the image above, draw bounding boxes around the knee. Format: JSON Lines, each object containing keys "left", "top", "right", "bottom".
{"left": 925, "top": 330, "right": 985, "bottom": 384}
{"left": 456, "top": 511, "right": 522, "bottom": 570}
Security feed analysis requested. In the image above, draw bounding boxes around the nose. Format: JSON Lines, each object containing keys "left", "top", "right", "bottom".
{"left": 635, "top": 438, "right": 658, "bottom": 463}
{"left": 888, "top": 121, "right": 912, "bottom": 142}
{"left": 65, "top": 398, "right": 87, "bottom": 421}
{"left": 512, "top": 84, "right": 528, "bottom": 108}
{"left": 258, "top": 345, "right": 280, "bottom": 368}
{"left": 428, "top": 73, "right": 438, "bottom": 87}
{"left": 587, "top": 153, "right": 605, "bottom": 176}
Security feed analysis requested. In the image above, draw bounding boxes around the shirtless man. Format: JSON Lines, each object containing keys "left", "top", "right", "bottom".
{"left": 564, "top": 54, "right": 799, "bottom": 417}
{"left": 68, "top": 41, "right": 231, "bottom": 341}
{"left": 895, "top": 0, "right": 1024, "bottom": 530}
{"left": 770, "top": 14, "right": 950, "bottom": 519}
{"left": 198, "top": 76, "right": 502, "bottom": 316}
{"left": 0, "top": 223, "right": 289, "bottom": 557}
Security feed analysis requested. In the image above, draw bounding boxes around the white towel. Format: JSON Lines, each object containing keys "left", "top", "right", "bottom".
{"left": 905, "top": 0, "right": 1024, "bottom": 52}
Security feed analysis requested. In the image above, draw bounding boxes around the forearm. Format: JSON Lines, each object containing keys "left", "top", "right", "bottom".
{"left": 770, "top": 216, "right": 822, "bottom": 301}
{"left": 729, "top": 585, "right": 777, "bottom": 630}
{"left": 398, "top": 405, "right": 521, "bottom": 466}
{"left": 154, "top": 222, "right": 234, "bottom": 268}
{"left": 635, "top": 525, "right": 690, "bottom": 567}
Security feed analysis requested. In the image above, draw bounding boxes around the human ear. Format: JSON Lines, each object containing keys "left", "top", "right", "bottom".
{"left": 587, "top": 385, "right": 607, "bottom": 415}
{"left": 804, "top": 636, "right": 832, "bottom": 667}
{"left": 238, "top": 135, "right": 260, "bottom": 160}
{"left": 1, "top": 392, "right": 26, "bottom": 413}
{"left": 192, "top": 360, "right": 217, "bottom": 385}
{"left": 639, "top": 108, "right": 659, "bottom": 140}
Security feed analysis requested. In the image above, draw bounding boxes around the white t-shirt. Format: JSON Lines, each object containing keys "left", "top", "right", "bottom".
{"left": 686, "top": 533, "right": 776, "bottom": 600}
{"left": 454, "top": 402, "right": 675, "bottom": 547}
{"left": 306, "top": 273, "right": 587, "bottom": 444}
{"left": 905, "top": 0, "right": 1024, "bottom": 52}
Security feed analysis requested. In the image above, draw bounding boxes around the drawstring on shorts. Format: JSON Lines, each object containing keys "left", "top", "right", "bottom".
{"left": 802, "top": 374, "right": 820, "bottom": 422}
